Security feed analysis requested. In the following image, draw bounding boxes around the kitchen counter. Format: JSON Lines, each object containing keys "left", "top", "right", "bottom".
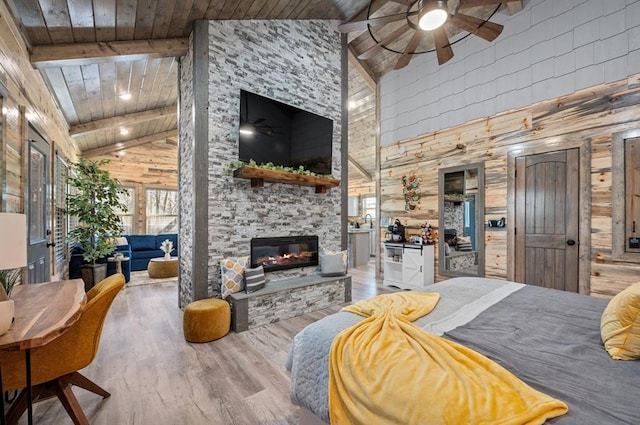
{"left": 348, "top": 228, "right": 373, "bottom": 233}
{"left": 347, "top": 230, "right": 371, "bottom": 267}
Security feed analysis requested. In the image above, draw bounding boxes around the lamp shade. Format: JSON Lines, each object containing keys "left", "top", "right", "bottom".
{"left": 0, "top": 213, "right": 27, "bottom": 270}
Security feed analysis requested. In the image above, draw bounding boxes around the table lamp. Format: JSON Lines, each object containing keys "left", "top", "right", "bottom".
{"left": 0, "top": 213, "right": 27, "bottom": 335}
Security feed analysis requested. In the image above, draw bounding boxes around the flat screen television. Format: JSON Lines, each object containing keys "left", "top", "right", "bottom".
{"left": 238, "top": 90, "right": 334, "bottom": 175}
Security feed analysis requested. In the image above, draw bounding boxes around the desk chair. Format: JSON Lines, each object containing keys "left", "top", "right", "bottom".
{"left": 0, "top": 273, "right": 125, "bottom": 425}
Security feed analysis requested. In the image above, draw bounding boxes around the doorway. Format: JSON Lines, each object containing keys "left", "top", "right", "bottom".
{"left": 27, "top": 126, "right": 51, "bottom": 284}
{"left": 514, "top": 148, "right": 580, "bottom": 292}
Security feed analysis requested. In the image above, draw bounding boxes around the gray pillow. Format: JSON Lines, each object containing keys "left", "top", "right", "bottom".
{"left": 244, "top": 266, "right": 266, "bottom": 293}
{"left": 319, "top": 250, "right": 347, "bottom": 277}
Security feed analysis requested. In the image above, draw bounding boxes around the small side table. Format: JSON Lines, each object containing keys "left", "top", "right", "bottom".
{"left": 107, "top": 256, "right": 130, "bottom": 275}
{"left": 148, "top": 257, "right": 179, "bottom": 278}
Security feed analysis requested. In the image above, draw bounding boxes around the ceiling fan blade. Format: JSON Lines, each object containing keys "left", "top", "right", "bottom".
{"left": 339, "top": 10, "right": 418, "bottom": 33}
{"left": 358, "top": 25, "right": 411, "bottom": 60}
{"left": 450, "top": 13, "right": 503, "bottom": 42}
{"left": 394, "top": 31, "right": 425, "bottom": 70}
{"left": 460, "top": 0, "right": 521, "bottom": 8}
{"left": 432, "top": 27, "right": 454, "bottom": 65}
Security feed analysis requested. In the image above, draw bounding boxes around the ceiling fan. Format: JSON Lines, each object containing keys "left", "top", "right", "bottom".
{"left": 340, "top": 0, "right": 522, "bottom": 70}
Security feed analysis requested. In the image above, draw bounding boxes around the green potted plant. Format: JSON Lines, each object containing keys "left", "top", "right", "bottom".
{"left": 67, "top": 159, "right": 128, "bottom": 290}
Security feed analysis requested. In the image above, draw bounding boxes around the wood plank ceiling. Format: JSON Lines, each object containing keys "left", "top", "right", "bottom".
{"left": 5, "top": 0, "right": 522, "bottom": 191}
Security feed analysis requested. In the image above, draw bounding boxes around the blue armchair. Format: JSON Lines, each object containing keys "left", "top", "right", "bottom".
{"left": 69, "top": 244, "right": 132, "bottom": 283}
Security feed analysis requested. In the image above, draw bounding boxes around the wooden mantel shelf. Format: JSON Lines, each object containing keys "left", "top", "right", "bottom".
{"left": 233, "top": 165, "right": 340, "bottom": 193}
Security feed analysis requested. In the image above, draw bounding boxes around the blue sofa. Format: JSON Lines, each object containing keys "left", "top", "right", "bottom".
{"left": 125, "top": 234, "right": 178, "bottom": 271}
{"left": 69, "top": 243, "right": 132, "bottom": 283}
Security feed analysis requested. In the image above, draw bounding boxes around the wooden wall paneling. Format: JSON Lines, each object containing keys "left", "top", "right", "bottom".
{"left": 134, "top": 0, "right": 159, "bottom": 39}
{"left": 115, "top": 0, "right": 138, "bottom": 40}
{"left": 39, "top": 0, "right": 74, "bottom": 43}
{"left": 81, "top": 63, "right": 105, "bottom": 121}
{"left": 43, "top": 67, "right": 78, "bottom": 123}
{"left": 67, "top": 0, "right": 96, "bottom": 42}
{"left": 127, "top": 60, "right": 147, "bottom": 114}
{"left": 93, "top": 0, "right": 117, "bottom": 41}
{"left": 98, "top": 61, "right": 117, "bottom": 118}
{"left": 380, "top": 78, "right": 640, "bottom": 297}
{"left": 0, "top": 1, "right": 77, "bottom": 161}
{"left": 150, "top": 0, "right": 178, "bottom": 39}
{"left": 63, "top": 65, "right": 92, "bottom": 125}
{"left": 137, "top": 59, "right": 161, "bottom": 111}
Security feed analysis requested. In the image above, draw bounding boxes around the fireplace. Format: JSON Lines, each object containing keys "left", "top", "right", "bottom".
{"left": 250, "top": 236, "right": 319, "bottom": 272}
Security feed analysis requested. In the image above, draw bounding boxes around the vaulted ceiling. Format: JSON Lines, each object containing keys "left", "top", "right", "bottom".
{"left": 5, "top": 0, "right": 523, "bottom": 190}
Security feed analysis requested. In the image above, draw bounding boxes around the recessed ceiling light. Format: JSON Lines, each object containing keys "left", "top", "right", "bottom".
{"left": 118, "top": 150, "right": 126, "bottom": 157}
{"left": 120, "top": 93, "right": 132, "bottom": 100}
{"left": 120, "top": 128, "right": 129, "bottom": 136}
{"left": 348, "top": 101, "right": 357, "bottom": 110}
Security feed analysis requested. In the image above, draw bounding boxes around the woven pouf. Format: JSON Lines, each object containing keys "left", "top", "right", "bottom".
{"left": 183, "top": 298, "right": 230, "bottom": 342}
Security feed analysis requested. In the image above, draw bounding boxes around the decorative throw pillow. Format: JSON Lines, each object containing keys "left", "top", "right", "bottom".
{"left": 220, "top": 256, "right": 249, "bottom": 299}
{"left": 245, "top": 266, "right": 266, "bottom": 293}
{"left": 601, "top": 281, "right": 640, "bottom": 360}
{"left": 456, "top": 236, "right": 473, "bottom": 251}
{"left": 319, "top": 249, "right": 348, "bottom": 277}
{"left": 115, "top": 236, "right": 128, "bottom": 246}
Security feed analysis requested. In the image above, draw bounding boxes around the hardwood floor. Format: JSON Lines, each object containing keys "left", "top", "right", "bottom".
{"left": 17, "top": 262, "right": 396, "bottom": 424}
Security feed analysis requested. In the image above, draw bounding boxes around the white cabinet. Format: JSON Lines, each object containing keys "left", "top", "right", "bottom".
{"left": 383, "top": 243, "right": 434, "bottom": 290}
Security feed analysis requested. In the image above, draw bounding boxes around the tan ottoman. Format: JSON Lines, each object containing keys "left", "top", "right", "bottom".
{"left": 183, "top": 298, "right": 230, "bottom": 342}
{"left": 148, "top": 257, "right": 179, "bottom": 278}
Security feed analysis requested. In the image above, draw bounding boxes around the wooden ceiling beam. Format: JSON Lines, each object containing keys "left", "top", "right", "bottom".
{"left": 31, "top": 38, "right": 189, "bottom": 68}
{"left": 70, "top": 105, "right": 177, "bottom": 137}
{"left": 82, "top": 129, "right": 176, "bottom": 158}
{"left": 348, "top": 45, "right": 377, "bottom": 91}
{"left": 348, "top": 155, "right": 373, "bottom": 181}
{"left": 506, "top": 1, "right": 524, "bottom": 14}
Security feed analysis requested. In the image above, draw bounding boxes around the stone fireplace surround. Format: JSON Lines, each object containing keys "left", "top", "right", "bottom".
{"left": 178, "top": 19, "right": 347, "bottom": 312}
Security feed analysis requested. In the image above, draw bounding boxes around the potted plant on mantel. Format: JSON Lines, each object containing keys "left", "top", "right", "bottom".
{"left": 67, "top": 159, "right": 128, "bottom": 290}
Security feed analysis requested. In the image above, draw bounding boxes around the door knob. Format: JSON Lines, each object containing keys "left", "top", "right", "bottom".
{"left": 566, "top": 239, "right": 576, "bottom": 246}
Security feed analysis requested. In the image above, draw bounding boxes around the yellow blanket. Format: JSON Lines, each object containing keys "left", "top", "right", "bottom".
{"left": 328, "top": 292, "right": 568, "bottom": 425}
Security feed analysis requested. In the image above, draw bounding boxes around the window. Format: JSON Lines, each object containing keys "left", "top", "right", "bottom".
{"left": 146, "top": 189, "right": 178, "bottom": 234}
{"left": 362, "top": 196, "right": 376, "bottom": 220}
{"left": 54, "top": 156, "right": 68, "bottom": 274}
{"left": 116, "top": 187, "right": 135, "bottom": 234}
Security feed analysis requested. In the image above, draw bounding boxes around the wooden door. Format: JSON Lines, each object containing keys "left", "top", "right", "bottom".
{"left": 27, "top": 126, "right": 50, "bottom": 284}
{"left": 515, "top": 149, "right": 579, "bottom": 292}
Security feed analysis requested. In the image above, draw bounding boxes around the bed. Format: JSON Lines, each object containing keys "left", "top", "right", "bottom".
{"left": 286, "top": 277, "right": 640, "bottom": 424}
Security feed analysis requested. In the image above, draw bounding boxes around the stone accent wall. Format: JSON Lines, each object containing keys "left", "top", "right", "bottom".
{"left": 229, "top": 275, "right": 352, "bottom": 332}
{"left": 179, "top": 20, "right": 343, "bottom": 304}
{"left": 245, "top": 280, "right": 348, "bottom": 330}
{"left": 178, "top": 35, "right": 194, "bottom": 307}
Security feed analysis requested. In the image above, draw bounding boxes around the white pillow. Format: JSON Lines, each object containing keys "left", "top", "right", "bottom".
{"left": 319, "top": 249, "right": 347, "bottom": 277}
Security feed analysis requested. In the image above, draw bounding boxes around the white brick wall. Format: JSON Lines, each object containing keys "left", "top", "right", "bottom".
{"left": 380, "top": 0, "right": 640, "bottom": 145}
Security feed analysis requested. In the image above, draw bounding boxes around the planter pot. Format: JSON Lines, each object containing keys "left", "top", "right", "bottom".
{"left": 80, "top": 264, "right": 108, "bottom": 292}
{"left": 0, "top": 299, "right": 15, "bottom": 336}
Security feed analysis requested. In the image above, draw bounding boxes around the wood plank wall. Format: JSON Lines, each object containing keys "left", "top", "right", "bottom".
{"left": 91, "top": 140, "right": 178, "bottom": 233}
{"left": 0, "top": 1, "right": 78, "bottom": 214}
{"left": 380, "top": 74, "right": 640, "bottom": 298}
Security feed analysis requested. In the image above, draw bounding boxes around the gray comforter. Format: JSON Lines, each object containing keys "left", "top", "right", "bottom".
{"left": 286, "top": 277, "right": 640, "bottom": 424}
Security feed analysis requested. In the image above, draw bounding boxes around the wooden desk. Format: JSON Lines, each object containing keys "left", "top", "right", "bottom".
{"left": 0, "top": 279, "right": 86, "bottom": 425}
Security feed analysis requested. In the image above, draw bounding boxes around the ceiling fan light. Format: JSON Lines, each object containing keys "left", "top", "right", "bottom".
{"left": 418, "top": 0, "right": 448, "bottom": 31}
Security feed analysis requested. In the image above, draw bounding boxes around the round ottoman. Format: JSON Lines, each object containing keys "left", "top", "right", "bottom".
{"left": 183, "top": 298, "right": 230, "bottom": 342}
